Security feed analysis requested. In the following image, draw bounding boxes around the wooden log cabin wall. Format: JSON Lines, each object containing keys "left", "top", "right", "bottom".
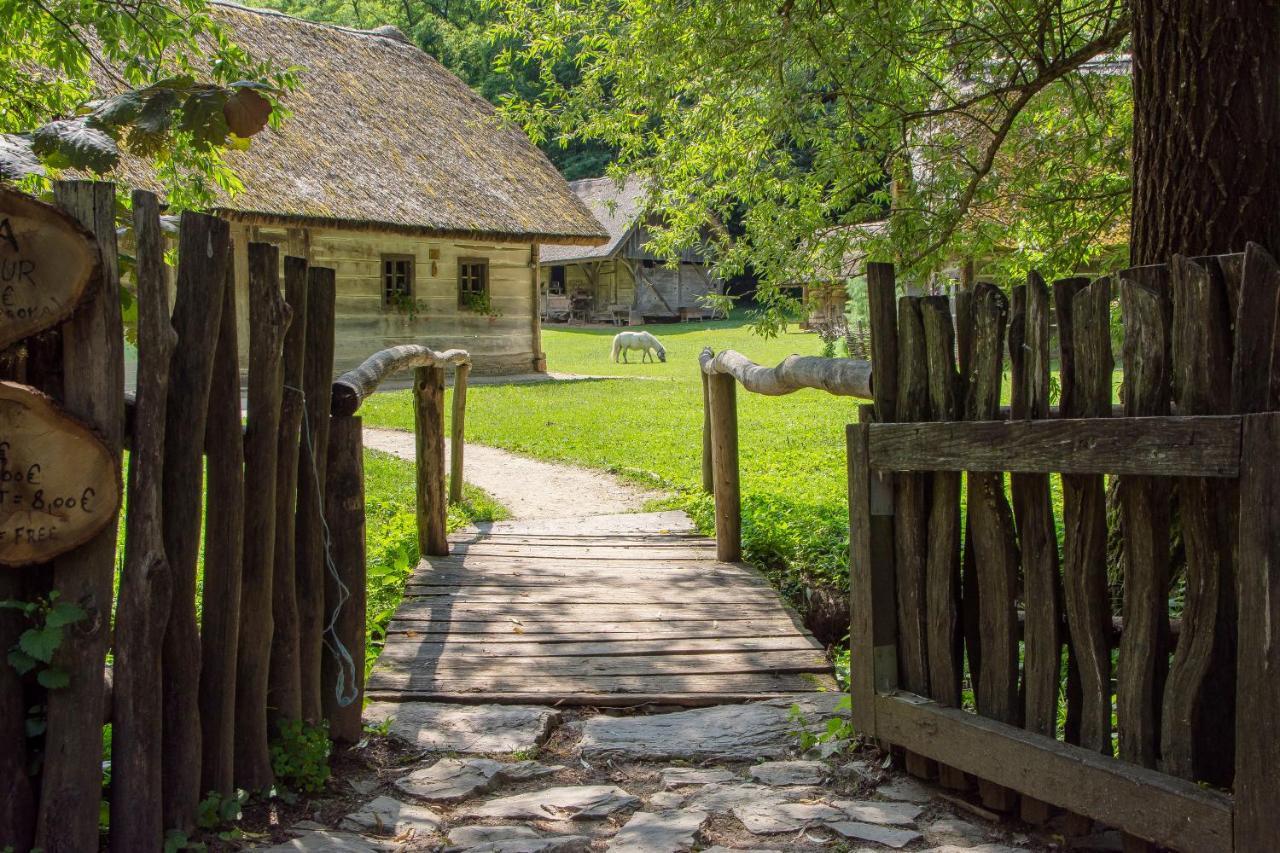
{"left": 847, "top": 250, "right": 1280, "bottom": 852}
{"left": 0, "top": 181, "right": 473, "bottom": 853}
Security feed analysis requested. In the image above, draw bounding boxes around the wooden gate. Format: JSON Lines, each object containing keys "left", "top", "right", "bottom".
{"left": 847, "top": 252, "right": 1280, "bottom": 852}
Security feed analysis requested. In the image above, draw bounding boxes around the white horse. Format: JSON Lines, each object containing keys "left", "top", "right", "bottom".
{"left": 611, "top": 330, "right": 666, "bottom": 363}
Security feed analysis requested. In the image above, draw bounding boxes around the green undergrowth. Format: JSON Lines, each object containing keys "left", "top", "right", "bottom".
{"left": 362, "top": 449, "right": 507, "bottom": 673}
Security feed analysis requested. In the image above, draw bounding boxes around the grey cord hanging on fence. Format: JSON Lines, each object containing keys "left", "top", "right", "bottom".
{"left": 288, "top": 383, "right": 359, "bottom": 709}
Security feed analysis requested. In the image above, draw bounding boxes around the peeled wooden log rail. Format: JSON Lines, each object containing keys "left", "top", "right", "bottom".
{"left": 698, "top": 346, "right": 874, "bottom": 561}
{"left": 330, "top": 344, "right": 471, "bottom": 559}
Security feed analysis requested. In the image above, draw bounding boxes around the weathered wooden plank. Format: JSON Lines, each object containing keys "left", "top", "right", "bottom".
{"left": 415, "top": 365, "right": 449, "bottom": 557}
{"left": 1235, "top": 412, "right": 1280, "bottom": 851}
{"left": 449, "top": 362, "right": 469, "bottom": 503}
{"left": 866, "top": 262, "right": 898, "bottom": 422}
{"left": 269, "top": 255, "right": 309, "bottom": 726}
{"left": 1233, "top": 244, "right": 1280, "bottom": 413}
{"left": 918, "top": 298, "right": 960, "bottom": 709}
{"left": 848, "top": 421, "right": 877, "bottom": 737}
{"left": 404, "top": 588, "right": 787, "bottom": 605}
{"left": 296, "top": 266, "right": 336, "bottom": 724}
{"left": 364, "top": 690, "right": 822, "bottom": 707}
{"left": 323, "top": 416, "right": 367, "bottom": 743}
{"left": 110, "top": 191, "right": 176, "bottom": 853}
{"left": 867, "top": 417, "right": 1239, "bottom": 477}
{"left": 379, "top": 637, "right": 823, "bottom": 654}
{"left": 967, "top": 284, "right": 1020, "bottom": 729}
{"left": 1061, "top": 277, "right": 1114, "bottom": 756}
{"left": 387, "top": 619, "right": 809, "bottom": 636}
{"left": 873, "top": 693, "right": 1232, "bottom": 853}
{"left": 1052, "top": 277, "right": 1092, "bottom": 423}
{"left": 367, "top": 671, "right": 832, "bottom": 693}
{"left": 1162, "top": 254, "right": 1237, "bottom": 785}
{"left": 447, "top": 544, "right": 718, "bottom": 557}
{"left": 1116, "top": 265, "right": 1172, "bottom": 771}
{"left": 701, "top": 369, "right": 714, "bottom": 493}
{"left": 375, "top": 649, "right": 830, "bottom": 676}
{"left": 393, "top": 601, "right": 798, "bottom": 620}
{"left": 199, "top": 257, "right": 244, "bottom": 798}
{"left": 37, "top": 182, "right": 125, "bottom": 853}
{"left": 235, "top": 243, "right": 291, "bottom": 791}
{"left": 1014, "top": 271, "right": 1062, "bottom": 747}
{"left": 893, "top": 297, "right": 930, "bottom": 699}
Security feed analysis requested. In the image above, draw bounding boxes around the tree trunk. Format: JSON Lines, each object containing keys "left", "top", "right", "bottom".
{"left": 1130, "top": 0, "right": 1280, "bottom": 263}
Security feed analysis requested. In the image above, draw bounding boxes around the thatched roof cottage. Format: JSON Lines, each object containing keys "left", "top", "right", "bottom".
{"left": 163, "top": 2, "right": 608, "bottom": 374}
{"left": 538, "top": 176, "right": 723, "bottom": 324}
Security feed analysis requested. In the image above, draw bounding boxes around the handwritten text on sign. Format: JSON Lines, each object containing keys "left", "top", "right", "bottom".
{"left": 0, "top": 382, "right": 119, "bottom": 565}
{"left": 0, "top": 188, "right": 99, "bottom": 350}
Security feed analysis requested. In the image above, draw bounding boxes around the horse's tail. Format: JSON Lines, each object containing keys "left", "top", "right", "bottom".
{"left": 610, "top": 335, "right": 621, "bottom": 362}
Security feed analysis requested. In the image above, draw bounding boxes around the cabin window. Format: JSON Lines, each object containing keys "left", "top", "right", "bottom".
{"left": 382, "top": 254, "right": 413, "bottom": 308}
{"left": 458, "top": 257, "right": 490, "bottom": 309}
{"left": 549, "top": 265, "right": 566, "bottom": 295}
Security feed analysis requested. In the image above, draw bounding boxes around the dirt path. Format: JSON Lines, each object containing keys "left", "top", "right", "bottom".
{"left": 362, "top": 427, "right": 666, "bottom": 520}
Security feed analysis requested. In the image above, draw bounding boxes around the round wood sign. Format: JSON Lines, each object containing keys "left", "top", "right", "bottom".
{"left": 0, "top": 381, "right": 120, "bottom": 566}
{"left": 0, "top": 188, "right": 100, "bottom": 351}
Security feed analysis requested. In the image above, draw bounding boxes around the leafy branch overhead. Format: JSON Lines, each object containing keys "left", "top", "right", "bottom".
{"left": 0, "top": 0, "right": 296, "bottom": 203}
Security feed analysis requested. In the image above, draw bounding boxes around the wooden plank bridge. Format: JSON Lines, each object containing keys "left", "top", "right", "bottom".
{"left": 367, "top": 511, "right": 834, "bottom": 706}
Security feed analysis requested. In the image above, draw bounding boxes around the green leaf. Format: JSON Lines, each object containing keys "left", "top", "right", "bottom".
{"left": 126, "top": 88, "right": 181, "bottom": 156}
{"left": 30, "top": 119, "right": 119, "bottom": 173}
{"left": 179, "top": 89, "right": 232, "bottom": 149}
{"left": 8, "top": 648, "right": 36, "bottom": 675}
{"left": 45, "top": 601, "right": 86, "bottom": 628}
{"left": 0, "top": 134, "right": 44, "bottom": 180}
{"left": 18, "top": 624, "right": 63, "bottom": 664}
{"left": 37, "top": 667, "right": 70, "bottom": 689}
{"left": 87, "top": 90, "right": 146, "bottom": 134}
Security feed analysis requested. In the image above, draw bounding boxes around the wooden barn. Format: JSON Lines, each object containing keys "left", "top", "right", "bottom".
{"left": 122, "top": 2, "right": 607, "bottom": 375}
{"left": 538, "top": 176, "right": 724, "bottom": 324}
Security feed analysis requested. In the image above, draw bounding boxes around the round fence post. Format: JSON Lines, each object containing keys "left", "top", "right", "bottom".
{"left": 414, "top": 365, "right": 449, "bottom": 557}
{"left": 449, "top": 362, "right": 470, "bottom": 504}
{"left": 701, "top": 369, "right": 715, "bottom": 494}
{"left": 322, "top": 414, "right": 366, "bottom": 743}
{"left": 707, "top": 371, "right": 741, "bottom": 562}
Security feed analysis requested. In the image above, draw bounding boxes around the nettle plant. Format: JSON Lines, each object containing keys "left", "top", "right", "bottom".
{"left": 0, "top": 589, "right": 87, "bottom": 690}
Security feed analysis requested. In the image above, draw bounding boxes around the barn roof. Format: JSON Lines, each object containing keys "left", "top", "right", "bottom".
{"left": 114, "top": 2, "right": 608, "bottom": 245}
{"left": 539, "top": 175, "right": 646, "bottom": 264}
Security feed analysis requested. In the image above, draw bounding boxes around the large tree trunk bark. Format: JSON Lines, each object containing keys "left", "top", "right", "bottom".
{"left": 1130, "top": 0, "right": 1280, "bottom": 263}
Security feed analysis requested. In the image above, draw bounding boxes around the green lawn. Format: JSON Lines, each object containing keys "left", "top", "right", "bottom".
{"left": 360, "top": 317, "right": 861, "bottom": 601}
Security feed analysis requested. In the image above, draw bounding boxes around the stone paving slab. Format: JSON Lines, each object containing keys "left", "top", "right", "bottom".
{"left": 396, "top": 757, "right": 562, "bottom": 803}
{"left": 364, "top": 702, "right": 560, "bottom": 753}
{"left": 458, "top": 785, "right": 641, "bottom": 821}
{"left": 606, "top": 810, "right": 708, "bottom": 852}
{"left": 577, "top": 694, "right": 844, "bottom": 761}
{"left": 338, "top": 795, "right": 444, "bottom": 837}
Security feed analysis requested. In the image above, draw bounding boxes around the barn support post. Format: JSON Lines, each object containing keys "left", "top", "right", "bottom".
{"left": 322, "top": 415, "right": 366, "bottom": 743}
{"left": 449, "top": 362, "right": 469, "bottom": 504}
{"left": 415, "top": 364, "right": 449, "bottom": 557}
{"left": 707, "top": 371, "right": 741, "bottom": 562}
{"left": 701, "top": 369, "right": 715, "bottom": 494}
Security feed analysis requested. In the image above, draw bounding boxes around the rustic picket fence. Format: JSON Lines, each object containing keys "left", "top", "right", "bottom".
{"left": 0, "top": 180, "right": 468, "bottom": 853}
{"left": 700, "top": 249, "right": 1280, "bottom": 852}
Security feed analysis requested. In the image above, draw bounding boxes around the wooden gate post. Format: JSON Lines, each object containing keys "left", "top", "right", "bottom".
{"left": 707, "top": 372, "right": 740, "bottom": 562}
{"left": 449, "top": 362, "right": 470, "bottom": 504}
{"left": 415, "top": 365, "right": 449, "bottom": 557}
{"left": 322, "top": 415, "right": 366, "bottom": 743}
{"left": 701, "top": 369, "right": 714, "bottom": 494}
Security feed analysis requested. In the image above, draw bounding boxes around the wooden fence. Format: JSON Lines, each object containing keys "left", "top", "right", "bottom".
{"left": 699, "top": 248, "right": 1280, "bottom": 851}
{"left": 848, "top": 254, "right": 1280, "bottom": 852}
{"left": 0, "top": 180, "right": 469, "bottom": 853}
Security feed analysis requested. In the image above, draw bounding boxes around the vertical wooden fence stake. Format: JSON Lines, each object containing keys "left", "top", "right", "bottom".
{"left": 701, "top": 369, "right": 714, "bottom": 494}
{"left": 449, "top": 362, "right": 470, "bottom": 504}
{"left": 297, "top": 267, "right": 336, "bottom": 724}
{"left": 415, "top": 365, "right": 449, "bottom": 557}
{"left": 235, "top": 243, "right": 291, "bottom": 790}
{"left": 160, "top": 212, "right": 231, "bottom": 832}
{"left": 110, "top": 191, "right": 177, "bottom": 852}
{"left": 707, "top": 372, "right": 740, "bottom": 562}
{"left": 269, "top": 256, "right": 309, "bottom": 725}
{"left": 37, "top": 181, "right": 125, "bottom": 852}
{"left": 323, "top": 416, "right": 366, "bottom": 743}
{"left": 199, "top": 259, "right": 245, "bottom": 796}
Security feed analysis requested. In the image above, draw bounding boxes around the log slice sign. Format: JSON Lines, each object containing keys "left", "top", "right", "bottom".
{"left": 0, "top": 382, "right": 119, "bottom": 565}
{"left": 0, "top": 187, "right": 99, "bottom": 350}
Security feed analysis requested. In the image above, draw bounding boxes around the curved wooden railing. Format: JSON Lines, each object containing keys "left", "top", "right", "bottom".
{"left": 328, "top": 344, "right": 472, "bottom": 559}
{"left": 698, "top": 345, "right": 874, "bottom": 561}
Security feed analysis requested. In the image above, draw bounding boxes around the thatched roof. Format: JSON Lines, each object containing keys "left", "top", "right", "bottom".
{"left": 539, "top": 175, "right": 645, "bottom": 263}
{"left": 115, "top": 2, "right": 608, "bottom": 245}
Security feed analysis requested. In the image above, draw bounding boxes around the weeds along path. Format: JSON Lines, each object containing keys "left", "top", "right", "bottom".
{"left": 362, "top": 427, "right": 665, "bottom": 520}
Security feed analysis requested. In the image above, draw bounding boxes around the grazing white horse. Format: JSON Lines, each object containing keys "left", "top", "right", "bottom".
{"left": 611, "top": 330, "right": 667, "bottom": 363}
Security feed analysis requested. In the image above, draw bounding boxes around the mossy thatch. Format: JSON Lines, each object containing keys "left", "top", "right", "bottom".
{"left": 539, "top": 175, "right": 646, "bottom": 263}
{"left": 118, "top": 2, "right": 608, "bottom": 246}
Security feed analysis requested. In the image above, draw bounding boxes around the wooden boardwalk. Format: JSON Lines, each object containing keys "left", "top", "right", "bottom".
{"left": 367, "top": 512, "right": 834, "bottom": 706}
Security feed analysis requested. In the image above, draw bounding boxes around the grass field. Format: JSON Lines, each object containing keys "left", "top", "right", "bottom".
{"left": 360, "top": 317, "right": 860, "bottom": 603}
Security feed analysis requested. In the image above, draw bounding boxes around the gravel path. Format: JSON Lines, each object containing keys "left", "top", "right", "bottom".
{"left": 362, "top": 427, "right": 666, "bottom": 520}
